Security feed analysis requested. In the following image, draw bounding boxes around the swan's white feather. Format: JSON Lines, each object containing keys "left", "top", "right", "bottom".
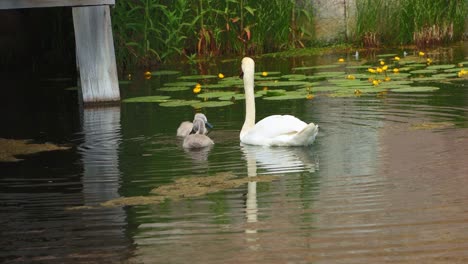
{"left": 241, "top": 115, "right": 318, "bottom": 146}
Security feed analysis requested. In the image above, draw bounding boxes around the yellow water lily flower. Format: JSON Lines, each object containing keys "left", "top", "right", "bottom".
{"left": 218, "top": 73, "right": 225, "bottom": 79}
{"left": 262, "top": 87, "right": 268, "bottom": 91}
{"left": 426, "top": 58, "right": 432, "bottom": 65}
{"left": 458, "top": 69, "right": 467, "bottom": 77}
{"left": 380, "top": 60, "right": 385, "bottom": 65}
{"left": 338, "top": 58, "right": 345, "bottom": 62}
{"left": 394, "top": 56, "right": 400, "bottom": 61}
{"left": 346, "top": 74, "right": 356, "bottom": 80}
{"left": 382, "top": 65, "right": 388, "bottom": 71}
{"left": 376, "top": 67, "right": 383, "bottom": 73}
{"left": 368, "top": 68, "right": 376, "bottom": 74}
{"left": 262, "top": 71, "right": 268, "bottom": 77}
{"left": 393, "top": 68, "right": 399, "bottom": 73}
{"left": 372, "top": 79, "right": 380, "bottom": 86}
{"left": 418, "top": 51, "right": 425, "bottom": 56}
{"left": 384, "top": 76, "right": 391, "bottom": 82}
{"left": 193, "top": 83, "right": 202, "bottom": 93}
{"left": 144, "top": 71, "right": 152, "bottom": 79}
{"left": 306, "top": 94, "right": 314, "bottom": 100}
{"left": 354, "top": 89, "right": 362, "bottom": 95}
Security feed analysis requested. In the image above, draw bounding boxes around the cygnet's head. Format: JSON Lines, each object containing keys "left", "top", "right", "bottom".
{"left": 191, "top": 118, "right": 208, "bottom": 135}
{"left": 193, "top": 113, "right": 213, "bottom": 129}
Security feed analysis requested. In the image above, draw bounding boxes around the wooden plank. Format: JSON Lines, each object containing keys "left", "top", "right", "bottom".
{"left": 0, "top": 0, "right": 114, "bottom": 9}
{"left": 73, "top": 5, "right": 120, "bottom": 103}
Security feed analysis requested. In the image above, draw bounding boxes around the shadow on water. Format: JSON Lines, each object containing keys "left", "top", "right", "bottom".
{"left": 1, "top": 44, "right": 468, "bottom": 263}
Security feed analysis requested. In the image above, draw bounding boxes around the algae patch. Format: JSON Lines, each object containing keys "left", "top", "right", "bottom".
{"left": 0, "top": 138, "right": 70, "bottom": 162}
{"left": 410, "top": 122, "right": 455, "bottom": 130}
{"left": 68, "top": 172, "right": 278, "bottom": 209}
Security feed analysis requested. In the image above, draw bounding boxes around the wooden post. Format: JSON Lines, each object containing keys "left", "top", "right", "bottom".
{"left": 73, "top": 5, "right": 120, "bottom": 104}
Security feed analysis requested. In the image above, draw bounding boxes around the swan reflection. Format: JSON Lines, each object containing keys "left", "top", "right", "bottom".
{"left": 241, "top": 144, "right": 319, "bottom": 175}
{"left": 241, "top": 144, "right": 319, "bottom": 243}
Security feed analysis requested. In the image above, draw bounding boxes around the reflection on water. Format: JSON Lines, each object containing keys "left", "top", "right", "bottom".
{"left": 2, "top": 49, "right": 468, "bottom": 263}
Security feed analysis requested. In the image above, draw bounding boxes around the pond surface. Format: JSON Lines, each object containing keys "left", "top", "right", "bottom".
{"left": 1, "top": 45, "right": 468, "bottom": 263}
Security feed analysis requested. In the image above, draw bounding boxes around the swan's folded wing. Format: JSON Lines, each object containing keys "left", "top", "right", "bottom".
{"left": 249, "top": 115, "right": 308, "bottom": 138}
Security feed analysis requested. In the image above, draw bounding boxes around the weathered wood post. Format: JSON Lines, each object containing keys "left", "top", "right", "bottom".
{"left": 73, "top": 5, "right": 120, "bottom": 104}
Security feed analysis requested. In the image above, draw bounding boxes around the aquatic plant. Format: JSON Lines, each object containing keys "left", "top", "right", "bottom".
{"left": 112, "top": 0, "right": 313, "bottom": 68}
{"left": 355, "top": 0, "right": 467, "bottom": 47}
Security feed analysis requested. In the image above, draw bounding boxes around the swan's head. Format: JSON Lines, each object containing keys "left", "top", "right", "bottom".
{"left": 241, "top": 57, "right": 255, "bottom": 78}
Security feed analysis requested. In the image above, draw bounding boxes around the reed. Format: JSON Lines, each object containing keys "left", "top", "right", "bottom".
{"left": 355, "top": 0, "right": 467, "bottom": 48}
{"left": 111, "top": 0, "right": 312, "bottom": 68}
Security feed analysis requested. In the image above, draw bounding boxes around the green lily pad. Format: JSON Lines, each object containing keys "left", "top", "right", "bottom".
{"left": 123, "top": 95, "right": 171, "bottom": 103}
{"left": 444, "top": 68, "right": 465, "bottom": 73}
{"left": 164, "top": 81, "right": 199, "bottom": 87}
{"left": 263, "top": 92, "right": 309, "bottom": 100}
{"left": 305, "top": 85, "right": 342, "bottom": 92}
{"left": 159, "top": 86, "right": 189, "bottom": 92}
{"left": 151, "top": 70, "right": 180, "bottom": 76}
{"left": 218, "top": 93, "right": 262, "bottom": 101}
{"left": 119, "top": 81, "right": 131, "bottom": 85}
{"left": 265, "top": 89, "right": 287, "bottom": 96}
{"left": 329, "top": 79, "right": 372, "bottom": 87}
{"left": 314, "top": 71, "right": 346, "bottom": 78}
{"left": 159, "top": 100, "right": 200, "bottom": 107}
{"left": 197, "top": 91, "right": 237, "bottom": 99}
{"left": 255, "top": 71, "right": 281, "bottom": 76}
{"left": 292, "top": 65, "right": 340, "bottom": 70}
{"left": 411, "top": 76, "right": 445, "bottom": 82}
{"left": 426, "top": 64, "right": 455, "bottom": 70}
{"left": 410, "top": 69, "right": 437, "bottom": 74}
{"left": 256, "top": 81, "right": 310, "bottom": 87}
{"left": 391, "top": 86, "right": 439, "bottom": 93}
{"left": 432, "top": 73, "right": 457, "bottom": 78}
{"left": 377, "top": 53, "right": 398, "bottom": 57}
{"left": 178, "top": 75, "right": 218, "bottom": 80}
{"left": 191, "top": 101, "right": 234, "bottom": 108}
{"left": 346, "top": 65, "right": 373, "bottom": 69}
{"left": 281, "top": 74, "right": 307, "bottom": 80}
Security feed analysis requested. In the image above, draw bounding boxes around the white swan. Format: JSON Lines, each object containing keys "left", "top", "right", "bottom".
{"left": 183, "top": 118, "right": 214, "bottom": 149}
{"left": 177, "top": 113, "right": 212, "bottom": 137}
{"left": 240, "top": 57, "right": 319, "bottom": 146}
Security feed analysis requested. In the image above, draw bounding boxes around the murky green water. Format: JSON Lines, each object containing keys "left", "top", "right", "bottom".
{"left": 1, "top": 44, "right": 468, "bottom": 263}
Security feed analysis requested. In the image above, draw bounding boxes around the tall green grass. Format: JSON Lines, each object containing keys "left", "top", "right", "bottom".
{"left": 355, "top": 0, "right": 467, "bottom": 47}
{"left": 111, "top": 0, "right": 312, "bottom": 68}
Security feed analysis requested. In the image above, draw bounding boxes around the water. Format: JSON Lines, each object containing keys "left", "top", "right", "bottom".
{"left": 1, "top": 46, "right": 468, "bottom": 263}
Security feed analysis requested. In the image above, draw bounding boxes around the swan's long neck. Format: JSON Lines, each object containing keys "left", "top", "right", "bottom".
{"left": 241, "top": 63, "right": 256, "bottom": 139}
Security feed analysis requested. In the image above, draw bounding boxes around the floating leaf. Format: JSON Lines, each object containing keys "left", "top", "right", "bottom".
{"left": 255, "top": 71, "right": 281, "bottom": 76}
{"left": 262, "top": 92, "right": 308, "bottom": 100}
{"left": 123, "top": 95, "right": 171, "bottom": 103}
{"left": 265, "top": 89, "right": 287, "bottom": 96}
{"left": 426, "top": 64, "right": 455, "bottom": 70}
{"left": 292, "top": 65, "right": 340, "bottom": 70}
{"left": 377, "top": 53, "right": 398, "bottom": 57}
{"left": 411, "top": 76, "right": 445, "bottom": 82}
{"left": 164, "top": 81, "right": 199, "bottom": 87}
{"left": 391, "top": 86, "right": 439, "bottom": 92}
{"left": 346, "top": 65, "right": 373, "bottom": 69}
{"left": 119, "top": 81, "right": 131, "bottom": 85}
{"left": 159, "top": 100, "right": 201, "bottom": 107}
{"left": 151, "top": 70, "right": 180, "bottom": 76}
{"left": 197, "top": 91, "right": 237, "bottom": 98}
{"left": 178, "top": 75, "right": 217, "bottom": 80}
{"left": 191, "top": 101, "right": 234, "bottom": 108}
{"left": 432, "top": 73, "right": 457, "bottom": 78}
{"left": 256, "top": 81, "right": 310, "bottom": 87}
{"left": 304, "top": 85, "right": 342, "bottom": 92}
{"left": 281, "top": 74, "right": 307, "bottom": 80}
{"left": 410, "top": 69, "right": 437, "bottom": 74}
{"left": 159, "top": 86, "right": 189, "bottom": 92}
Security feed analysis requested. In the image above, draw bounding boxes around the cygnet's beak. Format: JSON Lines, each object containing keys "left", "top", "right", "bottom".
{"left": 205, "top": 122, "right": 213, "bottom": 129}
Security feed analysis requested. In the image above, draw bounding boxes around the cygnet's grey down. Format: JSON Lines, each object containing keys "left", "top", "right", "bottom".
{"left": 177, "top": 113, "right": 213, "bottom": 137}
{"left": 183, "top": 118, "right": 214, "bottom": 149}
